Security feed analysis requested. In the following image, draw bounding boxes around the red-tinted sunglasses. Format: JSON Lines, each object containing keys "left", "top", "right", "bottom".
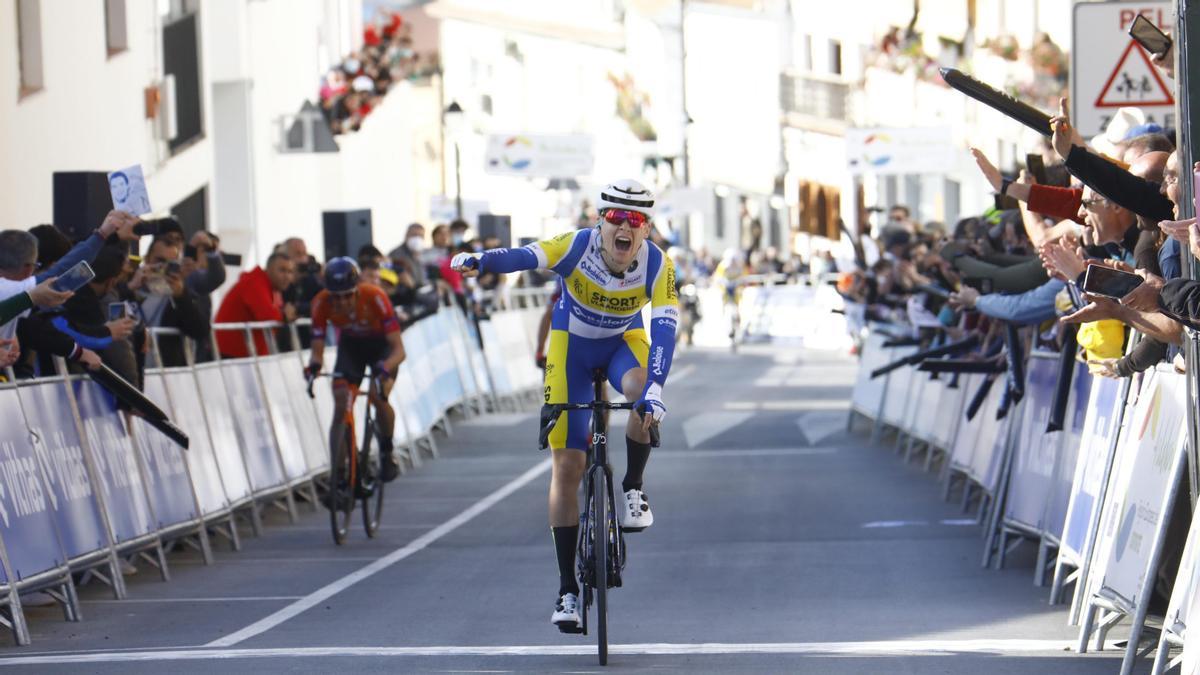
{"left": 602, "top": 209, "right": 648, "bottom": 228}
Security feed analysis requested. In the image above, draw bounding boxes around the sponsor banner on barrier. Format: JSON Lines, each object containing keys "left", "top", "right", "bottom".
{"left": 1060, "top": 374, "right": 1123, "bottom": 565}
{"left": 1162, "top": 495, "right": 1200, "bottom": 661}
{"left": 276, "top": 357, "right": 330, "bottom": 474}
{"left": 18, "top": 382, "right": 108, "bottom": 559}
{"left": 911, "top": 374, "right": 942, "bottom": 443}
{"left": 1099, "top": 371, "right": 1188, "bottom": 611}
{"left": 194, "top": 366, "right": 253, "bottom": 504}
{"left": 480, "top": 320, "right": 514, "bottom": 396}
{"left": 1003, "top": 355, "right": 1061, "bottom": 532}
{"left": 72, "top": 380, "right": 156, "bottom": 543}
{"left": 931, "top": 379, "right": 965, "bottom": 449}
{"left": 948, "top": 374, "right": 984, "bottom": 471}
{"left": 220, "top": 362, "right": 286, "bottom": 493}
{"left": 162, "top": 371, "right": 231, "bottom": 516}
{"left": 133, "top": 375, "right": 198, "bottom": 528}
{"left": 1044, "top": 367, "right": 1093, "bottom": 545}
{"left": 969, "top": 378, "right": 1007, "bottom": 492}
{"left": 880, "top": 352, "right": 917, "bottom": 427}
{"left": 445, "top": 310, "right": 481, "bottom": 397}
{"left": 257, "top": 358, "right": 311, "bottom": 481}
{"left": 850, "top": 332, "right": 890, "bottom": 417}
{"left": 0, "top": 388, "right": 68, "bottom": 579}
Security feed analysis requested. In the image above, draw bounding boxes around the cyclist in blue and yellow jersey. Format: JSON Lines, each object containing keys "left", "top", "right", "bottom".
{"left": 452, "top": 179, "right": 678, "bottom": 632}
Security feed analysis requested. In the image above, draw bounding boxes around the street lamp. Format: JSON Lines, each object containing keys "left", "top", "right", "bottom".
{"left": 444, "top": 100, "right": 466, "bottom": 220}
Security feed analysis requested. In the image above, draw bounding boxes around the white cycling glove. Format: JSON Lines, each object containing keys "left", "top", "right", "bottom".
{"left": 636, "top": 382, "right": 667, "bottom": 424}
{"left": 450, "top": 252, "right": 480, "bottom": 272}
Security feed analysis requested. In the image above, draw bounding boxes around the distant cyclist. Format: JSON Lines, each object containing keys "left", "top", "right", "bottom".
{"left": 452, "top": 179, "right": 679, "bottom": 632}
{"left": 305, "top": 257, "right": 407, "bottom": 484}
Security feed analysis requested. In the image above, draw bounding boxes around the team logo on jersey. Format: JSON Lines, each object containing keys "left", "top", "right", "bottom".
{"left": 589, "top": 292, "right": 640, "bottom": 311}
{"left": 578, "top": 257, "right": 609, "bottom": 284}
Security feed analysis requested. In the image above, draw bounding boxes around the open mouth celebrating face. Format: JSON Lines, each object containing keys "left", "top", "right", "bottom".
{"left": 614, "top": 233, "right": 633, "bottom": 254}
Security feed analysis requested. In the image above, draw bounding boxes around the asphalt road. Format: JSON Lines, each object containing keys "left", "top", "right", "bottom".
{"left": 0, "top": 337, "right": 1141, "bottom": 673}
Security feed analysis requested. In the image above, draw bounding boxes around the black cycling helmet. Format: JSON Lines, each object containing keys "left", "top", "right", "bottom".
{"left": 324, "top": 256, "right": 360, "bottom": 293}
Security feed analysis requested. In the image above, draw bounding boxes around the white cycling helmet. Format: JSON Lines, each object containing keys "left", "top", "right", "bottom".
{"left": 598, "top": 179, "right": 655, "bottom": 218}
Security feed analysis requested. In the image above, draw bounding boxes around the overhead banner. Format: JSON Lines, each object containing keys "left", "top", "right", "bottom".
{"left": 1071, "top": 2, "right": 1174, "bottom": 138}
{"left": 845, "top": 127, "right": 956, "bottom": 176}
{"left": 484, "top": 134, "right": 595, "bottom": 177}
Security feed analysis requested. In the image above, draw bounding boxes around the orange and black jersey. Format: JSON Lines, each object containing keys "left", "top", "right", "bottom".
{"left": 310, "top": 284, "right": 401, "bottom": 341}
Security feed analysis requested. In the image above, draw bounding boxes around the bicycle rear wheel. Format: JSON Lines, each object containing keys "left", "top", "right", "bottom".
{"left": 329, "top": 426, "right": 354, "bottom": 545}
{"left": 360, "top": 421, "right": 385, "bottom": 538}
{"left": 592, "top": 465, "right": 609, "bottom": 665}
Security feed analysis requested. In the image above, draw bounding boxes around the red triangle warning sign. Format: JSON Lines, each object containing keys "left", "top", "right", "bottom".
{"left": 1095, "top": 40, "right": 1174, "bottom": 108}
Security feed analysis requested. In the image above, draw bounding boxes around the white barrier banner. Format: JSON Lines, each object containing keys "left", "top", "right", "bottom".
{"left": 1044, "top": 366, "right": 1093, "bottom": 544}
{"left": 1098, "top": 371, "right": 1188, "bottom": 611}
{"left": 1164, "top": 498, "right": 1200, "bottom": 662}
{"left": 1060, "top": 375, "right": 1121, "bottom": 565}
{"left": 850, "top": 332, "right": 890, "bottom": 418}
{"left": 1003, "top": 354, "right": 1060, "bottom": 532}
{"left": 162, "top": 371, "right": 231, "bottom": 516}
{"left": 949, "top": 374, "right": 986, "bottom": 471}
{"left": 969, "top": 378, "right": 1008, "bottom": 493}
{"left": 193, "top": 366, "right": 253, "bottom": 504}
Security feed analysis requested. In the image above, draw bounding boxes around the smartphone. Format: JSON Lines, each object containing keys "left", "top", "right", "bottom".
{"left": 1082, "top": 265, "right": 1144, "bottom": 299}
{"left": 1130, "top": 14, "right": 1172, "bottom": 57}
{"left": 1025, "top": 153, "right": 1048, "bottom": 185}
{"left": 165, "top": 260, "right": 182, "bottom": 276}
{"left": 220, "top": 252, "right": 243, "bottom": 267}
{"left": 183, "top": 244, "right": 198, "bottom": 259}
{"left": 108, "top": 302, "right": 128, "bottom": 321}
{"left": 994, "top": 191, "right": 1020, "bottom": 211}
{"left": 51, "top": 261, "right": 95, "bottom": 292}
{"left": 132, "top": 221, "right": 159, "bottom": 237}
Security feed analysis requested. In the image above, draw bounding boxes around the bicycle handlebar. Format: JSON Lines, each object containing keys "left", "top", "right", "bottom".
{"left": 304, "top": 368, "right": 388, "bottom": 399}
{"left": 539, "top": 402, "right": 661, "bottom": 450}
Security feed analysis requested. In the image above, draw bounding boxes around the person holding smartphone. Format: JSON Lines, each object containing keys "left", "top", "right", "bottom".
{"left": 129, "top": 238, "right": 210, "bottom": 368}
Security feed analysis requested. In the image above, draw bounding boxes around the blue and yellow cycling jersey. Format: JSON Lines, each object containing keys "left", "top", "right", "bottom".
{"left": 476, "top": 227, "right": 679, "bottom": 402}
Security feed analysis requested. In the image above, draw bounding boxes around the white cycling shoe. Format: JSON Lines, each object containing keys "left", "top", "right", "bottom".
{"left": 620, "top": 488, "right": 653, "bottom": 532}
{"left": 551, "top": 592, "right": 581, "bottom": 632}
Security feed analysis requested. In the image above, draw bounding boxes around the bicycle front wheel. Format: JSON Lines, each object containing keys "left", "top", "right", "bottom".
{"left": 592, "top": 466, "right": 609, "bottom": 666}
{"left": 329, "top": 425, "right": 354, "bottom": 546}
{"left": 361, "top": 422, "right": 385, "bottom": 538}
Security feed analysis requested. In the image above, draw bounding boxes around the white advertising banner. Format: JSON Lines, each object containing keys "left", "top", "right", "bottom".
{"left": 1070, "top": 2, "right": 1175, "bottom": 139}
{"left": 484, "top": 134, "right": 595, "bottom": 177}
{"left": 845, "top": 127, "right": 956, "bottom": 176}
{"left": 1059, "top": 376, "right": 1123, "bottom": 565}
{"left": 1098, "top": 371, "right": 1188, "bottom": 611}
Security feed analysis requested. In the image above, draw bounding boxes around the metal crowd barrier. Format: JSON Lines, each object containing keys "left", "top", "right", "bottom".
{"left": 848, "top": 324, "right": 1198, "bottom": 674}
{"left": 0, "top": 298, "right": 545, "bottom": 646}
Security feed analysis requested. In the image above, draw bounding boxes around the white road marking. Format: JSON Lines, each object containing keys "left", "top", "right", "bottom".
{"left": 655, "top": 448, "right": 837, "bottom": 459}
{"left": 797, "top": 411, "right": 845, "bottom": 445}
{"left": 862, "top": 520, "right": 929, "bottom": 528}
{"left": 0, "top": 640, "right": 1120, "bottom": 665}
{"left": 681, "top": 411, "right": 753, "bottom": 449}
{"left": 82, "top": 597, "right": 303, "bottom": 604}
{"left": 861, "top": 519, "right": 980, "bottom": 529}
{"left": 724, "top": 400, "right": 850, "bottom": 411}
{"left": 206, "top": 458, "right": 553, "bottom": 647}
{"left": 671, "top": 364, "right": 697, "bottom": 383}
{"left": 460, "top": 413, "right": 532, "bottom": 427}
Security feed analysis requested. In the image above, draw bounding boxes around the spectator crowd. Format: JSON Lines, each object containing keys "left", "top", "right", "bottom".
{"left": 318, "top": 9, "right": 440, "bottom": 135}
{"left": 834, "top": 39, "right": 1195, "bottom": 391}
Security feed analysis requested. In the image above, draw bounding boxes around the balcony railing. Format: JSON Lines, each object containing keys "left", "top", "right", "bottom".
{"left": 780, "top": 71, "right": 853, "bottom": 125}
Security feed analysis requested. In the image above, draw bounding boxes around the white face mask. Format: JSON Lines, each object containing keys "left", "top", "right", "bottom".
{"left": 407, "top": 236, "right": 425, "bottom": 252}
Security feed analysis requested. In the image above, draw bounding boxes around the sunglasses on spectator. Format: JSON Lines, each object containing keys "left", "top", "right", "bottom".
{"left": 1081, "top": 196, "right": 1109, "bottom": 210}
{"left": 602, "top": 209, "right": 648, "bottom": 228}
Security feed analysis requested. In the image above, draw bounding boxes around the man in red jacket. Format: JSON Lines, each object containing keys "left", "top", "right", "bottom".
{"left": 214, "top": 253, "right": 297, "bottom": 358}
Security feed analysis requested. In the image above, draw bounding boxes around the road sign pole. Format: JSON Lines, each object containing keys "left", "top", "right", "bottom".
{"left": 1177, "top": 0, "right": 1200, "bottom": 506}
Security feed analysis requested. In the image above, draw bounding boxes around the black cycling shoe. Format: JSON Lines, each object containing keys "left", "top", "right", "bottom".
{"left": 381, "top": 452, "right": 401, "bottom": 482}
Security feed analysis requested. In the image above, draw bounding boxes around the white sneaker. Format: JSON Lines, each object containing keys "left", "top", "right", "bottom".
{"left": 620, "top": 488, "right": 653, "bottom": 531}
{"left": 551, "top": 592, "right": 581, "bottom": 632}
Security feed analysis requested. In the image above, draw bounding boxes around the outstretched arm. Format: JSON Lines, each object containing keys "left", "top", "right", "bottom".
{"left": 639, "top": 257, "right": 680, "bottom": 430}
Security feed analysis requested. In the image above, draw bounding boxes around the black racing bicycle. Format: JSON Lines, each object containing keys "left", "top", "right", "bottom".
{"left": 307, "top": 369, "right": 387, "bottom": 545}
{"left": 539, "top": 370, "right": 660, "bottom": 666}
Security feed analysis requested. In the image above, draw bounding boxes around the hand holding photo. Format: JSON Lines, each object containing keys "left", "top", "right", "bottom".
{"left": 107, "top": 164, "right": 152, "bottom": 216}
